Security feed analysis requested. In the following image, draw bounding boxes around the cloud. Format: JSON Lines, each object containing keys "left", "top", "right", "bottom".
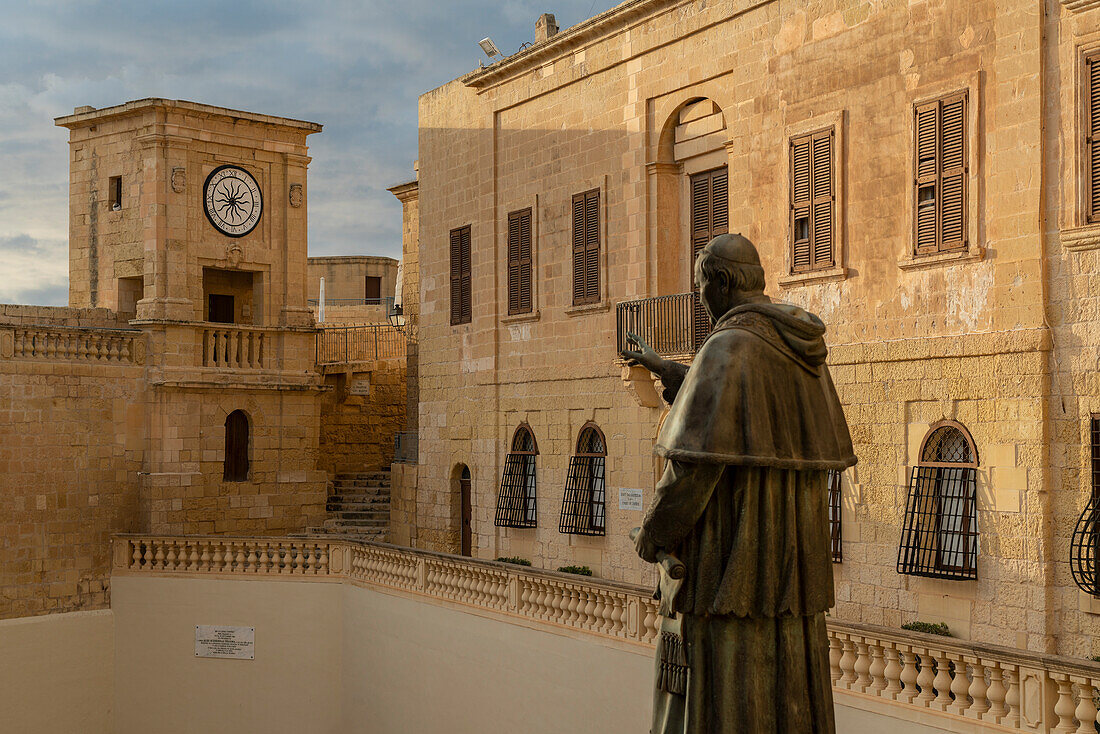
{"left": 0, "top": 234, "right": 68, "bottom": 305}
{"left": 0, "top": 1, "right": 621, "bottom": 299}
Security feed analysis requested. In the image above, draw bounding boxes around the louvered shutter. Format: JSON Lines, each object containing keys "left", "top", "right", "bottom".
{"left": 1088, "top": 56, "right": 1100, "bottom": 223}
{"left": 517, "top": 209, "right": 532, "bottom": 313}
{"left": 790, "top": 136, "right": 812, "bottom": 270}
{"left": 691, "top": 173, "right": 711, "bottom": 267}
{"left": 811, "top": 130, "right": 835, "bottom": 267}
{"left": 450, "top": 227, "right": 463, "bottom": 324}
{"left": 572, "top": 194, "right": 586, "bottom": 305}
{"left": 689, "top": 168, "right": 727, "bottom": 348}
{"left": 939, "top": 94, "right": 967, "bottom": 251}
{"left": 914, "top": 102, "right": 940, "bottom": 254}
{"left": 584, "top": 191, "right": 600, "bottom": 303}
{"left": 507, "top": 212, "right": 521, "bottom": 314}
{"left": 460, "top": 226, "right": 472, "bottom": 323}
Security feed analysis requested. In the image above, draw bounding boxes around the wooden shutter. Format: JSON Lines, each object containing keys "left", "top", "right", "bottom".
{"left": 450, "top": 225, "right": 471, "bottom": 325}
{"left": 811, "top": 130, "right": 835, "bottom": 267}
{"left": 1088, "top": 56, "right": 1100, "bottom": 223}
{"left": 572, "top": 190, "right": 600, "bottom": 306}
{"left": 939, "top": 94, "right": 967, "bottom": 251}
{"left": 790, "top": 135, "right": 812, "bottom": 270}
{"left": 914, "top": 101, "right": 939, "bottom": 254}
{"left": 507, "top": 209, "right": 532, "bottom": 315}
{"left": 224, "top": 410, "right": 249, "bottom": 482}
{"left": 689, "top": 167, "right": 727, "bottom": 348}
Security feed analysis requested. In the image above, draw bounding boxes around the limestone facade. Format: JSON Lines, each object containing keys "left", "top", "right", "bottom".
{"left": 410, "top": 0, "right": 1100, "bottom": 658}
{"left": 307, "top": 255, "right": 398, "bottom": 324}
{"left": 1, "top": 99, "right": 404, "bottom": 619}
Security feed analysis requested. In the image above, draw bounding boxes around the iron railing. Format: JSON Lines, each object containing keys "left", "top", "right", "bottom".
{"left": 615, "top": 292, "right": 710, "bottom": 358}
{"left": 309, "top": 296, "right": 395, "bottom": 309}
{"left": 316, "top": 324, "right": 405, "bottom": 363}
{"left": 393, "top": 432, "right": 418, "bottom": 464}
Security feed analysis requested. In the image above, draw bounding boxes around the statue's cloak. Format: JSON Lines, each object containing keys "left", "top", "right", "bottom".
{"left": 655, "top": 301, "right": 856, "bottom": 471}
{"left": 642, "top": 301, "right": 852, "bottom": 733}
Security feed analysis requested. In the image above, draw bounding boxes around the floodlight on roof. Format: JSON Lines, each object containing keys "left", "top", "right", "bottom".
{"left": 479, "top": 37, "right": 501, "bottom": 59}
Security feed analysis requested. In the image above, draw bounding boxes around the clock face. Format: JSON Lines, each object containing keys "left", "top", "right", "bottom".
{"left": 203, "top": 165, "right": 263, "bottom": 237}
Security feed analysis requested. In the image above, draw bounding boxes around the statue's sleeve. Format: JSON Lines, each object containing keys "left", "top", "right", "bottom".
{"left": 640, "top": 459, "right": 723, "bottom": 549}
{"left": 659, "top": 361, "right": 690, "bottom": 405}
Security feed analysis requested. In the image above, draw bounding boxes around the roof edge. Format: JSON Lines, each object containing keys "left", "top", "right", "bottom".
{"left": 55, "top": 98, "right": 323, "bottom": 133}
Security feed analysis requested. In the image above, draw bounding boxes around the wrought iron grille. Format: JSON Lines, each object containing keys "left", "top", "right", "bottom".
{"left": 559, "top": 426, "right": 607, "bottom": 536}
{"left": 897, "top": 466, "right": 978, "bottom": 580}
{"left": 1071, "top": 417, "right": 1100, "bottom": 596}
{"left": 828, "top": 470, "right": 842, "bottom": 563}
{"left": 494, "top": 427, "right": 537, "bottom": 528}
{"left": 615, "top": 292, "right": 710, "bottom": 358}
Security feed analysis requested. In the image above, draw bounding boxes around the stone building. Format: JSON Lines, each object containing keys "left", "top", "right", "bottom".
{"left": 406, "top": 0, "right": 1100, "bottom": 660}
{"left": 0, "top": 98, "right": 406, "bottom": 619}
{"left": 307, "top": 255, "right": 399, "bottom": 324}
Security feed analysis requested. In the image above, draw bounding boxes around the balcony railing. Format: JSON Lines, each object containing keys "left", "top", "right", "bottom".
{"left": 114, "top": 533, "right": 1100, "bottom": 733}
{"left": 615, "top": 292, "right": 710, "bottom": 358}
{"left": 316, "top": 324, "right": 405, "bottom": 364}
{"left": 5, "top": 324, "right": 144, "bottom": 364}
{"left": 393, "top": 432, "right": 418, "bottom": 464}
{"left": 202, "top": 326, "right": 266, "bottom": 369}
{"left": 308, "top": 296, "right": 395, "bottom": 309}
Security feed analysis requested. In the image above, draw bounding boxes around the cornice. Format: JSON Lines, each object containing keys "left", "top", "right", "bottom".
{"left": 461, "top": 0, "right": 677, "bottom": 90}
{"left": 1062, "top": 0, "right": 1100, "bottom": 11}
{"left": 387, "top": 179, "right": 419, "bottom": 203}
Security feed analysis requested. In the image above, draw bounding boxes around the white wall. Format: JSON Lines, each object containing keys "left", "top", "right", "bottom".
{"left": 0, "top": 610, "right": 114, "bottom": 734}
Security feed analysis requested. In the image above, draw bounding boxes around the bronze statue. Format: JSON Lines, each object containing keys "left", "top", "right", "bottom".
{"left": 623, "top": 233, "right": 856, "bottom": 734}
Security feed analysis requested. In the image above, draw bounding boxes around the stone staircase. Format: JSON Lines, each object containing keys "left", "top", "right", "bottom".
{"left": 306, "top": 470, "right": 391, "bottom": 542}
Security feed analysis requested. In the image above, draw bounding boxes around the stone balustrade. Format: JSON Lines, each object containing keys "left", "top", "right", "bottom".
{"left": 2, "top": 325, "right": 145, "bottom": 364}
{"left": 201, "top": 326, "right": 266, "bottom": 369}
{"left": 113, "top": 534, "right": 1100, "bottom": 731}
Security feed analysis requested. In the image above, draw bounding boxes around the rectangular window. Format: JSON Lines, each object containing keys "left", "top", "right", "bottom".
{"left": 364, "top": 276, "right": 382, "bottom": 303}
{"left": 1087, "top": 55, "right": 1100, "bottom": 223}
{"left": 507, "top": 208, "right": 533, "bottom": 315}
{"left": 827, "top": 470, "right": 842, "bottom": 563}
{"left": 914, "top": 92, "right": 968, "bottom": 254}
{"left": 689, "top": 167, "right": 728, "bottom": 348}
{"left": 571, "top": 190, "right": 600, "bottom": 306}
{"left": 109, "top": 176, "right": 122, "bottom": 211}
{"left": 449, "top": 225, "right": 472, "bottom": 325}
{"left": 789, "top": 130, "right": 835, "bottom": 272}
{"left": 208, "top": 294, "right": 235, "bottom": 323}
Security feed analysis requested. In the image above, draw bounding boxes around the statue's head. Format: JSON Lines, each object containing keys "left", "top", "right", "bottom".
{"left": 694, "top": 233, "right": 766, "bottom": 321}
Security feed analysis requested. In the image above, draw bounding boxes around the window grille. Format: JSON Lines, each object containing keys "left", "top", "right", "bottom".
{"left": 828, "top": 470, "right": 842, "bottom": 563}
{"left": 897, "top": 422, "right": 978, "bottom": 580}
{"left": 559, "top": 424, "right": 607, "bottom": 536}
{"left": 494, "top": 425, "right": 537, "bottom": 528}
{"left": 1071, "top": 417, "right": 1100, "bottom": 595}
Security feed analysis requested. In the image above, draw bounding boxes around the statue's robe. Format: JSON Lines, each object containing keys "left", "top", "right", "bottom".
{"left": 641, "top": 300, "right": 856, "bottom": 734}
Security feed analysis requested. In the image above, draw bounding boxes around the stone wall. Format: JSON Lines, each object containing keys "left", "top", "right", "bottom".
{"left": 307, "top": 255, "right": 398, "bottom": 303}
{"left": 317, "top": 359, "right": 408, "bottom": 475}
{"left": 413, "top": 0, "right": 1069, "bottom": 653}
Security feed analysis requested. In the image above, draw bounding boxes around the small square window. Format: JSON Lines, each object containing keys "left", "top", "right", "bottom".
{"left": 109, "top": 176, "right": 122, "bottom": 211}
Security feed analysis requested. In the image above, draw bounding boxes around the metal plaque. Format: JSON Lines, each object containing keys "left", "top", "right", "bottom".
{"left": 195, "top": 625, "right": 255, "bottom": 660}
{"left": 619, "top": 487, "right": 644, "bottom": 512}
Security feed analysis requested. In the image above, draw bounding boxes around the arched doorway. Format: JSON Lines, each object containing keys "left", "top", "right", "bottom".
{"left": 458, "top": 464, "right": 472, "bottom": 556}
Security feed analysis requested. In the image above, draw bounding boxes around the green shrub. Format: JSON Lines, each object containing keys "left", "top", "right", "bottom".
{"left": 901, "top": 621, "right": 951, "bottom": 637}
{"left": 495, "top": 556, "right": 532, "bottom": 566}
{"left": 557, "top": 565, "right": 593, "bottom": 576}
{"left": 1089, "top": 655, "right": 1100, "bottom": 663}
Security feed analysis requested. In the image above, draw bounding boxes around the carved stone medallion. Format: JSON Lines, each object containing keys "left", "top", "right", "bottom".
{"left": 289, "top": 183, "right": 303, "bottom": 208}
{"left": 171, "top": 167, "right": 186, "bottom": 194}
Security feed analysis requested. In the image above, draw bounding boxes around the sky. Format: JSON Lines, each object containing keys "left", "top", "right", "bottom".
{"left": 0, "top": 0, "right": 620, "bottom": 306}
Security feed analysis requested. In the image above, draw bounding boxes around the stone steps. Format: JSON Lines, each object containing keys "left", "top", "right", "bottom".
{"left": 317, "top": 469, "right": 391, "bottom": 541}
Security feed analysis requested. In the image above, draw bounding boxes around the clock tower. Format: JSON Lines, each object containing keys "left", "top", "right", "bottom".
{"left": 55, "top": 98, "right": 322, "bottom": 327}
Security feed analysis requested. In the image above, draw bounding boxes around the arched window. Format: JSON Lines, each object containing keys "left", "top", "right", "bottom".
{"left": 494, "top": 425, "right": 537, "bottom": 528}
{"left": 1070, "top": 416, "right": 1100, "bottom": 595}
{"left": 897, "top": 421, "right": 978, "bottom": 579}
{"left": 223, "top": 410, "right": 250, "bottom": 482}
{"left": 559, "top": 424, "right": 607, "bottom": 536}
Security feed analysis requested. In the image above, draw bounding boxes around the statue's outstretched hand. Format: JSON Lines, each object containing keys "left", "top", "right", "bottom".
{"left": 621, "top": 331, "right": 663, "bottom": 375}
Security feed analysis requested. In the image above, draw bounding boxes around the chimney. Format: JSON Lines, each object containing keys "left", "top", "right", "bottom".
{"left": 535, "top": 13, "right": 559, "bottom": 44}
